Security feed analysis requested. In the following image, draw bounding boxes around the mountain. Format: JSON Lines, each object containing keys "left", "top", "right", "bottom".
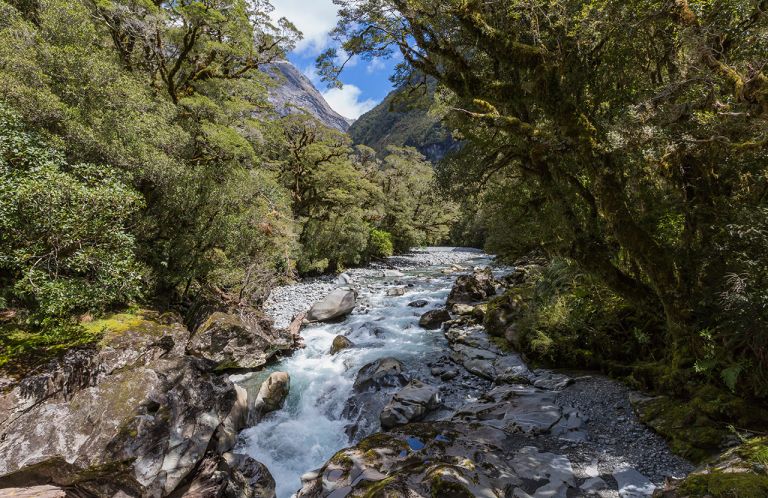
{"left": 265, "top": 61, "right": 353, "bottom": 132}
{"left": 348, "top": 83, "right": 456, "bottom": 163}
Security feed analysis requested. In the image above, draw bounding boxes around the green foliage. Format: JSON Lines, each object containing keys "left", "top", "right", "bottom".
{"left": 0, "top": 104, "right": 144, "bottom": 316}
{"left": 326, "top": 0, "right": 768, "bottom": 399}
{"left": 0, "top": 320, "right": 100, "bottom": 372}
{"left": 510, "top": 259, "right": 662, "bottom": 369}
{"left": 367, "top": 229, "right": 394, "bottom": 259}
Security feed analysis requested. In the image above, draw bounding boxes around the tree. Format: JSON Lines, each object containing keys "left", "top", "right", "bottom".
{"left": 323, "top": 0, "right": 768, "bottom": 390}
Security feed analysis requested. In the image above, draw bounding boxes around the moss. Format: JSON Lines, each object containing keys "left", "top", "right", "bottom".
{"left": 737, "top": 437, "right": 768, "bottom": 467}
{"left": 359, "top": 476, "right": 398, "bottom": 498}
{"left": 677, "top": 472, "right": 768, "bottom": 497}
{"left": 635, "top": 394, "right": 729, "bottom": 463}
{"left": 429, "top": 474, "right": 473, "bottom": 498}
{"left": 358, "top": 433, "right": 408, "bottom": 453}
{"left": 489, "top": 336, "right": 513, "bottom": 353}
{"left": 330, "top": 450, "right": 354, "bottom": 469}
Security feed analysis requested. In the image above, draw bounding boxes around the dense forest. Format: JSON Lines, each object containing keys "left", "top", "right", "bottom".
{"left": 0, "top": 0, "right": 456, "bottom": 369}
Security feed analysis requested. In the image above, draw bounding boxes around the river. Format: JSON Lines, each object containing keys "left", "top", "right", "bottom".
{"left": 233, "top": 248, "right": 493, "bottom": 498}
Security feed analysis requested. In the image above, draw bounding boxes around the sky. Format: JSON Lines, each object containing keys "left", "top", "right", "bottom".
{"left": 271, "top": 0, "right": 398, "bottom": 120}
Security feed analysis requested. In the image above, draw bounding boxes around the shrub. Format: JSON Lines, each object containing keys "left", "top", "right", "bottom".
{"left": 367, "top": 229, "right": 394, "bottom": 259}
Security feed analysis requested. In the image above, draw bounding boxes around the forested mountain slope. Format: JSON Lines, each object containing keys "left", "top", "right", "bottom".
{"left": 348, "top": 83, "right": 456, "bottom": 163}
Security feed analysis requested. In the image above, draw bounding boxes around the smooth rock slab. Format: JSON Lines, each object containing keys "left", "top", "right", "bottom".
{"left": 614, "top": 468, "right": 656, "bottom": 498}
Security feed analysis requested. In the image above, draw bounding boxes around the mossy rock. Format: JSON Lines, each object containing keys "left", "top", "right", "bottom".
{"left": 633, "top": 387, "right": 768, "bottom": 464}
{"left": 671, "top": 437, "right": 768, "bottom": 497}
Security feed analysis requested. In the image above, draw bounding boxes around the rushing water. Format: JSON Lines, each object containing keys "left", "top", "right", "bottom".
{"left": 234, "top": 253, "right": 493, "bottom": 498}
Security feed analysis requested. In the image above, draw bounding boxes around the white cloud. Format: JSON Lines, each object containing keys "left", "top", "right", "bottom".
{"left": 366, "top": 57, "right": 386, "bottom": 74}
{"left": 271, "top": 0, "right": 339, "bottom": 55}
{"left": 321, "top": 85, "right": 377, "bottom": 119}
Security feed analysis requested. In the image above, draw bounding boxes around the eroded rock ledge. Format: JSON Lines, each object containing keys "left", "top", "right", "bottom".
{"left": 0, "top": 309, "right": 293, "bottom": 497}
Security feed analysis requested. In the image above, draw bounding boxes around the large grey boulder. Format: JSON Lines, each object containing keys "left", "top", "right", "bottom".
{"left": 186, "top": 312, "right": 292, "bottom": 370}
{"left": 380, "top": 380, "right": 440, "bottom": 429}
{"left": 252, "top": 371, "right": 290, "bottom": 420}
{"left": 306, "top": 288, "right": 357, "bottom": 322}
{"left": 0, "top": 357, "right": 238, "bottom": 496}
{"left": 0, "top": 312, "right": 272, "bottom": 497}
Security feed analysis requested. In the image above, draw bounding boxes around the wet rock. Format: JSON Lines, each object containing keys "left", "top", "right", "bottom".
{"left": 380, "top": 380, "right": 440, "bottom": 429}
{"left": 386, "top": 287, "right": 406, "bottom": 297}
{"left": 181, "top": 452, "right": 276, "bottom": 498}
{"left": 253, "top": 372, "right": 290, "bottom": 417}
{"left": 187, "top": 311, "right": 290, "bottom": 370}
{"left": 407, "top": 299, "right": 429, "bottom": 308}
{"left": 511, "top": 446, "right": 574, "bottom": 497}
{"left": 296, "top": 422, "right": 542, "bottom": 498}
{"left": 306, "top": 288, "right": 357, "bottom": 322}
{"left": 418, "top": 308, "right": 451, "bottom": 330}
{"left": 453, "top": 384, "right": 563, "bottom": 434}
{"left": 532, "top": 371, "right": 574, "bottom": 391}
{"left": 441, "top": 369, "right": 459, "bottom": 381}
{"left": 330, "top": 335, "right": 354, "bottom": 355}
{"left": 353, "top": 357, "right": 408, "bottom": 392}
{"left": 446, "top": 268, "right": 497, "bottom": 306}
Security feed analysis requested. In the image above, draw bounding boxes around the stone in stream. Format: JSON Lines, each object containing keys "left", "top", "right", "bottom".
{"left": 407, "top": 299, "right": 429, "bottom": 308}
{"left": 381, "top": 269, "right": 405, "bottom": 277}
{"left": 352, "top": 357, "right": 409, "bottom": 392}
{"left": 330, "top": 335, "right": 354, "bottom": 355}
{"left": 0, "top": 486, "right": 66, "bottom": 498}
{"left": 446, "top": 268, "right": 497, "bottom": 306}
{"left": 380, "top": 380, "right": 441, "bottom": 429}
{"left": 452, "top": 303, "right": 476, "bottom": 315}
{"left": 386, "top": 287, "right": 406, "bottom": 296}
{"left": 253, "top": 371, "right": 290, "bottom": 418}
{"left": 306, "top": 287, "right": 357, "bottom": 322}
{"left": 418, "top": 308, "right": 451, "bottom": 329}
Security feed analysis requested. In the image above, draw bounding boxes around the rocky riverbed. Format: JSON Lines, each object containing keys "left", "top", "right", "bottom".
{"left": 238, "top": 248, "right": 693, "bottom": 498}
{"left": 0, "top": 247, "right": 698, "bottom": 498}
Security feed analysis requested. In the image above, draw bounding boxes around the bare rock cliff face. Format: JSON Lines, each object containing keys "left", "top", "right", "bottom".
{"left": 265, "top": 61, "right": 353, "bottom": 132}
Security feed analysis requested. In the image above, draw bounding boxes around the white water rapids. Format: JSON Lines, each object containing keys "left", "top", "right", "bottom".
{"left": 233, "top": 251, "right": 493, "bottom": 498}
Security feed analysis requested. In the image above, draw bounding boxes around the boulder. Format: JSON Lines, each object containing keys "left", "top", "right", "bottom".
{"left": 386, "top": 287, "right": 406, "bottom": 297}
{"left": 180, "top": 452, "right": 276, "bottom": 498}
{"left": 330, "top": 335, "right": 354, "bottom": 355}
{"left": 296, "top": 422, "right": 552, "bottom": 498}
{"left": 0, "top": 357, "right": 238, "bottom": 497}
{"left": 452, "top": 303, "right": 475, "bottom": 315}
{"left": 186, "top": 311, "right": 292, "bottom": 370}
{"left": 484, "top": 289, "right": 527, "bottom": 338}
{"left": 380, "top": 380, "right": 440, "bottom": 429}
{"left": 418, "top": 309, "right": 451, "bottom": 330}
{"left": 335, "top": 272, "right": 352, "bottom": 285}
{"left": 253, "top": 372, "right": 290, "bottom": 418}
{"left": 446, "top": 268, "right": 497, "bottom": 307}
{"left": 407, "top": 300, "right": 429, "bottom": 308}
{"left": 353, "top": 357, "right": 408, "bottom": 392}
{"left": 306, "top": 288, "right": 357, "bottom": 322}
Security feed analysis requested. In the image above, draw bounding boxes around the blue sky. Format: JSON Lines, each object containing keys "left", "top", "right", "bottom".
{"left": 271, "top": 0, "right": 398, "bottom": 119}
